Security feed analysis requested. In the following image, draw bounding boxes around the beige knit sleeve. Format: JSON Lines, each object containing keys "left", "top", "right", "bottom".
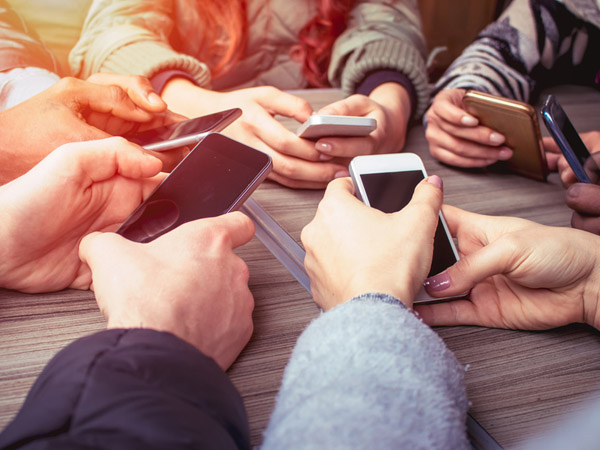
{"left": 328, "top": 0, "right": 429, "bottom": 117}
{"left": 69, "top": 0, "right": 210, "bottom": 87}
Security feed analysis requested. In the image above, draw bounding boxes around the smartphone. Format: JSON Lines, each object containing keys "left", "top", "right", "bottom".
{"left": 117, "top": 133, "right": 272, "bottom": 243}
{"left": 463, "top": 90, "right": 548, "bottom": 181}
{"left": 296, "top": 115, "right": 377, "bottom": 140}
{"left": 124, "top": 108, "right": 242, "bottom": 151}
{"left": 349, "top": 153, "right": 460, "bottom": 303}
{"left": 541, "top": 95, "right": 597, "bottom": 184}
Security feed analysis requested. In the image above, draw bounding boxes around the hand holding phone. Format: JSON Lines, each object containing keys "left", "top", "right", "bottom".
{"left": 463, "top": 90, "right": 548, "bottom": 181}
{"left": 542, "top": 95, "right": 598, "bottom": 184}
{"left": 117, "top": 133, "right": 272, "bottom": 243}
{"left": 124, "top": 108, "right": 242, "bottom": 151}
{"left": 349, "top": 153, "right": 460, "bottom": 303}
{"left": 296, "top": 114, "right": 377, "bottom": 140}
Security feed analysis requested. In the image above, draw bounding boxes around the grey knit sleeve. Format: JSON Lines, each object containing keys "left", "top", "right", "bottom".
{"left": 262, "top": 293, "right": 469, "bottom": 450}
{"left": 328, "top": 0, "right": 429, "bottom": 117}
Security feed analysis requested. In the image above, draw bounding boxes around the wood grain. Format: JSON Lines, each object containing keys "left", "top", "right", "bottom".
{"left": 1, "top": 86, "right": 599, "bottom": 448}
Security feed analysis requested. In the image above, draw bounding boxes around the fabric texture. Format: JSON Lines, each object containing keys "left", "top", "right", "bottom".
{"left": 0, "top": 329, "right": 250, "bottom": 450}
{"left": 262, "top": 293, "right": 470, "bottom": 450}
{"left": 431, "top": 0, "right": 600, "bottom": 104}
{"left": 69, "top": 0, "right": 429, "bottom": 117}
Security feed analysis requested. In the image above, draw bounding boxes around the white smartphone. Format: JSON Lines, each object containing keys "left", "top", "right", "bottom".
{"left": 349, "top": 153, "right": 460, "bottom": 303}
{"left": 296, "top": 114, "right": 377, "bottom": 140}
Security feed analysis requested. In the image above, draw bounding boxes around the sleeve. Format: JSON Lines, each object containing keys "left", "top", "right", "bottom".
{"left": 431, "top": 0, "right": 597, "bottom": 104}
{"left": 262, "top": 293, "right": 470, "bottom": 450}
{"left": 0, "top": 329, "right": 250, "bottom": 450}
{"left": 0, "top": 0, "right": 58, "bottom": 73}
{"left": 328, "top": 0, "right": 429, "bottom": 117}
{"left": 68, "top": 0, "right": 210, "bottom": 86}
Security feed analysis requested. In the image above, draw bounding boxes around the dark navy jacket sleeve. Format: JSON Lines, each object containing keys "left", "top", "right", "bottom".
{"left": 0, "top": 329, "right": 250, "bottom": 450}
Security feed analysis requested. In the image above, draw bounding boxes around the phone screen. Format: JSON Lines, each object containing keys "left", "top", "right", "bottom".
{"left": 117, "top": 133, "right": 272, "bottom": 243}
{"left": 125, "top": 109, "right": 240, "bottom": 148}
{"left": 359, "top": 170, "right": 457, "bottom": 277}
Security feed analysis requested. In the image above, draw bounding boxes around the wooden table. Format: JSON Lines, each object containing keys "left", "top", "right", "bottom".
{"left": 1, "top": 86, "right": 599, "bottom": 448}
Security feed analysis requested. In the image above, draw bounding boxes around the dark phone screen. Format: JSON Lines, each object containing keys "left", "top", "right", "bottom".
{"left": 543, "top": 97, "right": 599, "bottom": 184}
{"left": 360, "top": 170, "right": 457, "bottom": 277}
{"left": 117, "top": 134, "right": 271, "bottom": 243}
{"left": 125, "top": 109, "right": 238, "bottom": 146}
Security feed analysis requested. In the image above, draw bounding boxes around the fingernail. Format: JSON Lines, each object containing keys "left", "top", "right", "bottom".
{"left": 461, "top": 115, "right": 478, "bottom": 126}
{"left": 426, "top": 175, "right": 443, "bottom": 190}
{"left": 334, "top": 170, "right": 349, "bottom": 179}
{"left": 498, "top": 149, "right": 513, "bottom": 160}
{"left": 424, "top": 272, "right": 451, "bottom": 292}
{"left": 319, "top": 153, "right": 334, "bottom": 161}
{"left": 490, "top": 132, "right": 505, "bottom": 145}
{"left": 147, "top": 92, "right": 163, "bottom": 106}
{"left": 316, "top": 142, "right": 332, "bottom": 153}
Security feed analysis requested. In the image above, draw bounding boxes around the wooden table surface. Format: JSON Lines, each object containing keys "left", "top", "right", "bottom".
{"left": 1, "top": 86, "right": 599, "bottom": 448}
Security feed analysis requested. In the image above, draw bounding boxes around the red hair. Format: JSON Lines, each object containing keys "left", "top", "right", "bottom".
{"left": 192, "top": 0, "right": 355, "bottom": 85}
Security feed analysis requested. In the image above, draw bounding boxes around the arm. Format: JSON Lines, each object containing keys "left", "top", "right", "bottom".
{"left": 69, "top": 0, "right": 210, "bottom": 86}
{"left": 0, "top": 329, "right": 249, "bottom": 449}
{"left": 329, "top": 0, "right": 428, "bottom": 117}
{"left": 263, "top": 293, "right": 469, "bottom": 449}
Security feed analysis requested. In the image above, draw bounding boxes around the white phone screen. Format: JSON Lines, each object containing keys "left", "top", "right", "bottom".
{"left": 359, "top": 170, "right": 457, "bottom": 277}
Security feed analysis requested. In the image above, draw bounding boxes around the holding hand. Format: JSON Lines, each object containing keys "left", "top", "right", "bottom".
{"left": 162, "top": 79, "right": 350, "bottom": 189}
{"left": 416, "top": 206, "right": 600, "bottom": 330}
{"left": 313, "top": 82, "right": 412, "bottom": 160}
{"left": 301, "top": 176, "right": 443, "bottom": 311}
{"left": 426, "top": 89, "right": 513, "bottom": 167}
{"left": 0, "top": 74, "right": 183, "bottom": 182}
{"left": 0, "top": 137, "right": 164, "bottom": 293}
{"left": 79, "top": 212, "right": 256, "bottom": 370}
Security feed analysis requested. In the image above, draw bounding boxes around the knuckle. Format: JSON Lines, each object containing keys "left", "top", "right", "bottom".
{"left": 108, "top": 85, "right": 129, "bottom": 104}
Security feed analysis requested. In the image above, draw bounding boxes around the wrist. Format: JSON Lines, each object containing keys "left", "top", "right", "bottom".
{"left": 583, "top": 258, "right": 600, "bottom": 330}
{"left": 161, "top": 78, "right": 218, "bottom": 117}
{"left": 369, "top": 82, "right": 411, "bottom": 123}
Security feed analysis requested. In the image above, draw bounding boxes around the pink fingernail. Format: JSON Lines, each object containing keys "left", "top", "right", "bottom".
{"left": 147, "top": 92, "right": 163, "bottom": 105}
{"left": 461, "top": 115, "right": 478, "bottom": 126}
{"left": 424, "top": 272, "right": 451, "bottom": 292}
{"left": 498, "top": 149, "right": 513, "bottom": 160}
{"left": 316, "top": 142, "right": 332, "bottom": 153}
{"left": 334, "top": 170, "right": 349, "bottom": 179}
{"left": 490, "top": 132, "right": 505, "bottom": 145}
{"left": 426, "top": 175, "right": 443, "bottom": 190}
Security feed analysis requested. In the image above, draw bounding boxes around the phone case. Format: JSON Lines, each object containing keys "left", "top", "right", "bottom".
{"left": 463, "top": 90, "right": 548, "bottom": 181}
{"left": 296, "top": 115, "right": 377, "bottom": 139}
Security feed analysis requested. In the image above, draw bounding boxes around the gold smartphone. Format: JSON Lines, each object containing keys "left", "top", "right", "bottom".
{"left": 463, "top": 90, "right": 548, "bottom": 181}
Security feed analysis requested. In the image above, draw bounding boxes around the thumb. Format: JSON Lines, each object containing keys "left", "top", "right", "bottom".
{"left": 424, "top": 238, "right": 514, "bottom": 297}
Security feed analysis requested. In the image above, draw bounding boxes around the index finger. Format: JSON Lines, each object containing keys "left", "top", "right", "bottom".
{"left": 430, "top": 90, "right": 477, "bottom": 127}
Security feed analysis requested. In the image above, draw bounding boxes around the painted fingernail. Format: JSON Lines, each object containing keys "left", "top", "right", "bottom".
{"left": 426, "top": 175, "right": 443, "bottom": 190}
{"left": 147, "top": 92, "right": 163, "bottom": 105}
{"left": 424, "top": 272, "right": 452, "bottom": 292}
{"left": 490, "top": 132, "right": 505, "bottom": 145}
{"left": 319, "top": 153, "right": 334, "bottom": 161}
{"left": 461, "top": 115, "right": 478, "bottom": 126}
{"left": 316, "top": 142, "right": 332, "bottom": 153}
{"left": 334, "top": 170, "right": 350, "bottom": 179}
{"left": 498, "top": 149, "right": 513, "bottom": 160}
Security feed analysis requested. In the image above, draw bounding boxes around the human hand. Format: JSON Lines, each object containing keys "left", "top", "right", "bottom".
{"left": 566, "top": 183, "right": 600, "bottom": 235}
{"left": 79, "top": 212, "right": 255, "bottom": 370}
{"left": 162, "top": 79, "right": 350, "bottom": 189}
{"left": 0, "top": 75, "right": 183, "bottom": 182}
{"left": 545, "top": 131, "right": 600, "bottom": 187}
{"left": 0, "top": 137, "right": 164, "bottom": 293}
{"left": 425, "top": 89, "right": 513, "bottom": 167}
{"left": 301, "top": 175, "right": 444, "bottom": 311}
{"left": 313, "top": 82, "right": 411, "bottom": 160}
{"left": 415, "top": 206, "right": 600, "bottom": 330}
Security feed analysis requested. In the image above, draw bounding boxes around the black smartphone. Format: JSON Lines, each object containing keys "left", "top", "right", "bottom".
{"left": 349, "top": 153, "right": 460, "bottom": 303}
{"left": 124, "top": 108, "right": 242, "bottom": 151}
{"left": 542, "top": 95, "right": 598, "bottom": 184}
{"left": 117, "top": 133, "right": 272, "bottom": 243}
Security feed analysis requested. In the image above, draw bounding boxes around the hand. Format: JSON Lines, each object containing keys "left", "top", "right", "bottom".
{"left": 425, "top": 89, "right": 513, "bottom": 167}
{"left": 301, "top": 175, "right": 444, "bottom": 311}
{"left": 313, "top": 83, "right": 411, "bottom": 159}
{"left": 0, "top": 137, "right": 164, "bottom": 293}
{"left": 0, "top": 75, "right": 182, "bottom": 182}
{"left": 162, "top": 78, "right": 350, "bottom": 189}
{"left": 79, "top": 212, "right": 255, "bottom": 370}
{"left": 567, "top": 183, "right": 600, "bottom": 234}
{"left": 415, "top": 206, "right": 600, "bottom": 330}
{"left": 545, "top": 131, "right": 600, "bottom": 187}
